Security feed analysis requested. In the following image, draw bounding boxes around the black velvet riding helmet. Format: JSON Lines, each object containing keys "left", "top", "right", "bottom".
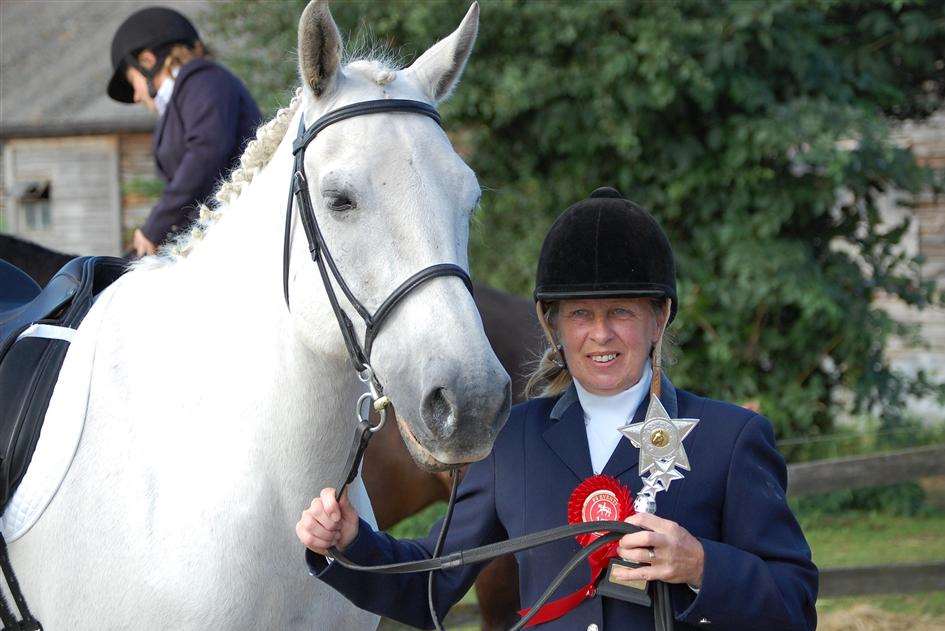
{"left": 107, "top": 7, "right": 200, "bottom": 103}
{"left": 534, "top": 187, "right": 678, "bottom": 323}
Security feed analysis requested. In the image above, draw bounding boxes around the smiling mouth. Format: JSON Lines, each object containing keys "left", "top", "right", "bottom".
{"left": 589, "top": 352, "right": 619, "bottom": 364}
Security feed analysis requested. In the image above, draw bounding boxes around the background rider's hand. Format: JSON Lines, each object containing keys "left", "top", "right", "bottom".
{"left": 133, "top": 229, "right": 157, "bottom": 257}
{"left": 614, "top": 512, "right": 705, "bottom": 587}
{"left": 296, "top": 487, "right": 360, "bottom": 556}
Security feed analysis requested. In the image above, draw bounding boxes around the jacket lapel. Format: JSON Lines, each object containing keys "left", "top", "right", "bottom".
{"left": 601, "top": 372, "right": 678, "bottom": 480}
{"left": 152, "top": 59, "right": 211, "bottom": 175}
{"left": 541, "top": 394, "right": 594, "bottom": 482}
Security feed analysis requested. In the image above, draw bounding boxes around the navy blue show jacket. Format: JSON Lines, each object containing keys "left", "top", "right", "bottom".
{"left": 307, "top": 377, "right": 818, "bottom": 630}
{"left": 143, "top": 58, "right": 261, "bottom": 246}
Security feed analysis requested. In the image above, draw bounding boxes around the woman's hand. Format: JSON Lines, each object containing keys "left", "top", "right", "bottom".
{"left": 614, "top": 512, "right": 705, "bottom": 587}
{"left": 296, "top": 487, "right": 360, "bottom": 556}
{"left": 133, "top": 229, "right": 157, "bottom": 257}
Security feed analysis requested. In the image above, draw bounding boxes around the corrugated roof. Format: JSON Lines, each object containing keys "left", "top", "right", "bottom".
{"left": 0, "top": 0, "right": 209, "bottom": 138}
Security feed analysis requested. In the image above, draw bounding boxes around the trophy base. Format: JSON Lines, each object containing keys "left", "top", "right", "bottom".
{"left": 596, "top": 559, "right": 652, "bottom": 607}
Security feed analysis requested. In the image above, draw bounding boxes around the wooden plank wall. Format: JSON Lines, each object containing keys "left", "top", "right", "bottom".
{"left": 3, "top": 136, "right": 121, "bottom": 256}
{"left": 0, "top": 143, "right": 6, "bottom": 231}
{"left": 882, "top": 112, "right": 945, "bottom": 418}
{"left": 119, "top": 132, "right": 159, "bottom": 251}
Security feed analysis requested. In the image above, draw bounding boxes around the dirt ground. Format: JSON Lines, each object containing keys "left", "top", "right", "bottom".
{"left": 820, "top": 604, "right": 945, "bottom": 631}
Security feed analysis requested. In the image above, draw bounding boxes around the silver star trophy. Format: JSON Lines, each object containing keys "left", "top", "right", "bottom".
{"left": 618, "top": 397, "right": 699, "bottom": 514}
{"left": 595, "top": 395, "right": 700, "bottom": 608}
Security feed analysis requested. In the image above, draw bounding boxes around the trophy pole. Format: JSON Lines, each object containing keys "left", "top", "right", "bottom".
{"left": 614, "top": 336, "right": 700, "bottom": 631}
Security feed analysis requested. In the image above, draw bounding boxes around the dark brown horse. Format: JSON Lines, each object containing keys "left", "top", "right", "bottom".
{"left": 1, "top": 233, "right": 533, "bottom": 630}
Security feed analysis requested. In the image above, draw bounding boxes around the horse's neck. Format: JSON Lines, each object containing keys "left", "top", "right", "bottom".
{"left": 110, "top": 118, "right": 361, "bottom": 492}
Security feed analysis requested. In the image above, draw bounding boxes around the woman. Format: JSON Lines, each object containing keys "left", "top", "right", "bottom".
{"left": 296, "top": 187, "right": 818, "bottom": 630}
{"left": 107, "top": 7, "right": 261, "bottom": 256}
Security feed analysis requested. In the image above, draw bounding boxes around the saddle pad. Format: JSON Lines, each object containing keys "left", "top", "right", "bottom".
{"left": 0, "top": 286, "right": 110, "bottom": 542}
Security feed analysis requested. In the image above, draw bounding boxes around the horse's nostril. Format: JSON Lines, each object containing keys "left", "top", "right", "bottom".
{"left": 423, "top": 387, "right": 456, "bottom": 438}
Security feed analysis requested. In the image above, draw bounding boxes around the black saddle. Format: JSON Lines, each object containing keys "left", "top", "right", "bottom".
{"left": 0, "top": 264, "right": 40, "bottom": 315}
{"left": 0, "top": 256, "right": 127, "bottom": 512}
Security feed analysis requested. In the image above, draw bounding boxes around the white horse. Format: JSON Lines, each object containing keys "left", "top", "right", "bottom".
{"left": 8, "top": 2, "right": 509, "bottom": 628}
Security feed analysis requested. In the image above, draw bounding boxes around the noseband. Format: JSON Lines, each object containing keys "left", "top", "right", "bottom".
{"left": 287, "top": 100, "right": 670, "bottom": 631}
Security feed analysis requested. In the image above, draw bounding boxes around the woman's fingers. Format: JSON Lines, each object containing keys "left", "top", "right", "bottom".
{"left": 617, "top": 545, "right": 657, "bottom": 565}
{"left": 618, "top": 528, "right": 662, "bottom": 551}
{"left": 617, "top": 513, "right": 705, "bottom": 586}
{"left": 297, "top": 487, "right": 360, "bottom": 554}
{"left": 296, "top": 488, "right": 348, "bottom": 554}
{"left": 320, "top": 487, "right": 341, "bottom": 523}
{"left": 295, "top": 518, "right": 335, "bottom": 553}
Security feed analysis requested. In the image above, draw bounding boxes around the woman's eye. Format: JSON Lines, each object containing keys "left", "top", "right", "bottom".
{"left": 570, "top": 309, "right": 590, "bottom": 319}
{"left": 325, "top": 193, "right": 355, "bottom": 212}
{"left": 612, "top": 308, "right": 632, "bottom": 318}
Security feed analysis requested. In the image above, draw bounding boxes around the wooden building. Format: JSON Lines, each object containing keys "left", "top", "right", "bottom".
{"left": 880, "top": 111, "right": 945, "bottom": 419}
{"left": 0, "top": 0, "right": 206, "bottom": 256}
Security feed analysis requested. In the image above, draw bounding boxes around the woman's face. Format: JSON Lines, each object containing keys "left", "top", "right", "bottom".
{"left": 124, "top": 50, "right": 168, "bottom": 113}
{"left": 555, "top": 297, "right": 663, "bottom": 396}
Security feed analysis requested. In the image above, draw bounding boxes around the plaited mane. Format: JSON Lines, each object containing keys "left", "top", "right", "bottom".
{"left": 138, "top": 50, "right": 403, "bottom": 270}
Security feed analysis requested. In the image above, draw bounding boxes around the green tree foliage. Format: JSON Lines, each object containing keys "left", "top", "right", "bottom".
{"left": 207, "top": 0, "right": 945, "bottom": 439}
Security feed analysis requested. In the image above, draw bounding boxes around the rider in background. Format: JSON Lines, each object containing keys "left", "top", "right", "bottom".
{"left": 107, "top": 7, "right": 261, "bottom": 257}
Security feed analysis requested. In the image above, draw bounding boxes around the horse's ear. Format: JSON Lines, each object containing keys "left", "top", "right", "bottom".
{"left": 405, "top": 2, "right": 479, "bottom": 103}
{"left": 298, "top": 0, "right": 343, "bottom": 98}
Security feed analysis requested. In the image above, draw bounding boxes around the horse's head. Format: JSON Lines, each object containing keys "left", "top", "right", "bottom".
{"left": 288, "top": 1, "right": 510, "bottom": 470}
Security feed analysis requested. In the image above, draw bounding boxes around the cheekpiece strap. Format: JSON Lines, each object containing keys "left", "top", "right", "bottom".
{"left": 283, "top": 98, "right": 468, "bottom": 375}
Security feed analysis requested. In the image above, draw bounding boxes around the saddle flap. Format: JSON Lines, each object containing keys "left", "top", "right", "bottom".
{"left": 0, "top": 260, "right": 40, "bottom": 313}
{"left": 0, "top": 255, "right": 127, "bottom": 514}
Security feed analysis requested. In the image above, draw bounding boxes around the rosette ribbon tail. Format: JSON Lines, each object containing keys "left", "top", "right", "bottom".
{"left": 516, "top": 544, "right": 615, "bottom": 626}
{"left": 517, "top": 475, "right": 633, "bottom": 626}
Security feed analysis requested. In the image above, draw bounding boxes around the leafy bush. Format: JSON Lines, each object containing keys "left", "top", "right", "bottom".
{"left": 207, "top": 0, "right": 945, "bottom": 440}
{"left": 794, "top": 481, "right": 929, "bottom": 518}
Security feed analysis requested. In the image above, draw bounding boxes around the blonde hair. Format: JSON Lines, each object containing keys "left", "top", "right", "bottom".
{"left": 524, "top": 298, "right": 673, "bottom": 399}
{"left": 160, "top": 41, "right": 207, "bottom": 73}
{"left": 525, "top": 302, "right": 573, "bottom": 399}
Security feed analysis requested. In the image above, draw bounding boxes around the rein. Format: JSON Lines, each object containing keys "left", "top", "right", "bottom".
{"left": 287, "top": 99, "right": 672, "bottom": 630}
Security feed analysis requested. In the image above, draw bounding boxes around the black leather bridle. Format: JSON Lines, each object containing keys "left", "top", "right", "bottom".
{"left": 286, "top": 99, "right": 672, "bottom": 631}
{"left": 284, "top": 99, "right": 474, "bottom": 396}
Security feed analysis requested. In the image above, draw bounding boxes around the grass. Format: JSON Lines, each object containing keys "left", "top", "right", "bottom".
{"left": 802, "top": 511, "right": 945, "bottom": 569}
{"left": 804, "top": 509, "right": 945, "bottom": 622}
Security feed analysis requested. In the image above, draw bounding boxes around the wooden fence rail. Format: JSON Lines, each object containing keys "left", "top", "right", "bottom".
{"left": 786, "top": 444, "right": 945, "bottom": 497}
{"left": 786, "top": 444, "right": 945, "bottom": 598}
{"left": 820, "top": 562, "right": 945, "bottom": 598}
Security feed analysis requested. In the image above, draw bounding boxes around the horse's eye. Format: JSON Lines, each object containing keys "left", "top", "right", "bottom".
{"left": 324, "top": 192, "right": 355, "bottom": 212}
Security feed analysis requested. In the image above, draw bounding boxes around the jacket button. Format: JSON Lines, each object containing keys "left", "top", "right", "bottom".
{"left": 587, "top": 625, "right": 599, "bottom": 631}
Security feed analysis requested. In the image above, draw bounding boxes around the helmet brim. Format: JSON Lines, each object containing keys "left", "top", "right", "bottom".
{"left": 107, "top": 65, "right": 135, "bottom": 103}
{"left": 534, "top": 286, "right": 677, "bottom": 323}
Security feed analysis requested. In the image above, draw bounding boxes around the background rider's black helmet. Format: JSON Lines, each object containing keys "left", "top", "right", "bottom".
{"left": 534, "top": 187, "right": 678, "bottom": 323}
{"left": 107, "top": 6, "right": 200, "bottom": 103}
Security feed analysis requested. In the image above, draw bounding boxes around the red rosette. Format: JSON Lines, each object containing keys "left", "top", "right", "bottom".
{"left": 567, "top": 474, "right": 634, "bottom": 547}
